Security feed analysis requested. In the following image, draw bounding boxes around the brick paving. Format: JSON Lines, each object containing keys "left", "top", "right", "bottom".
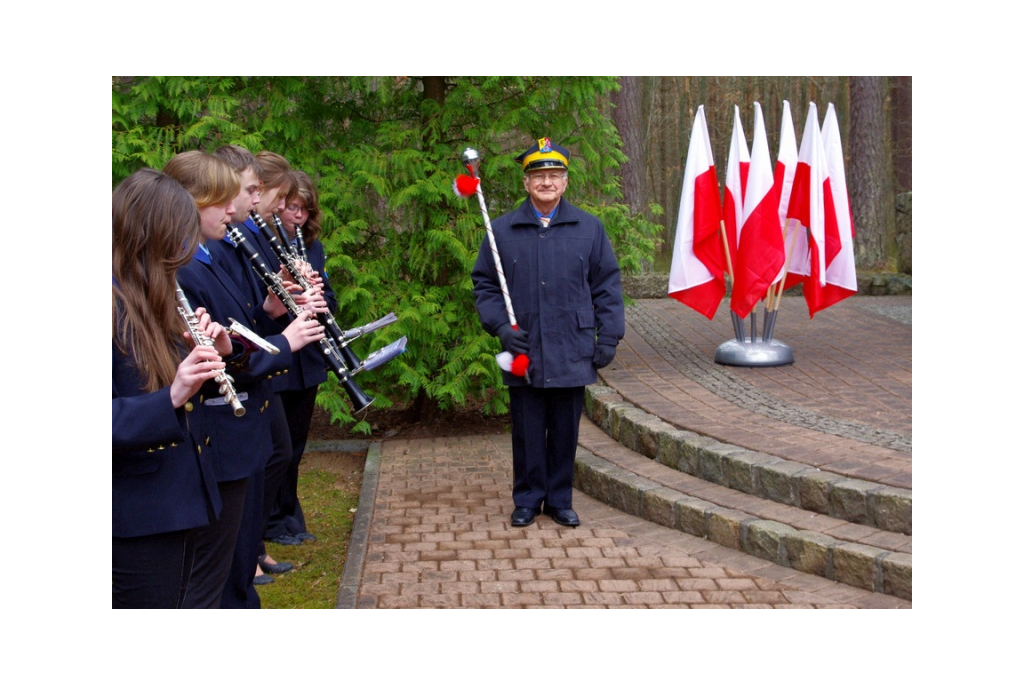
{"left": 334, "top": 296, "right": 911, "bottom": 609}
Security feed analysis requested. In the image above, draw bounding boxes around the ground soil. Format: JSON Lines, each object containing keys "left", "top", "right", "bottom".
{"left": 306, "top": 404, "right": 512, "bottom": 442}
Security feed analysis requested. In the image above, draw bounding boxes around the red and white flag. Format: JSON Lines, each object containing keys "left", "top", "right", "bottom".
{"left": 817, "top": 102, "right": 857, "bottom": 309}
{"left": 785, "top": 102, "right": 840, "bottom": 317}
{"left": 774, "top": 100, "right": 801, "bottom": 288}
{"left": 723, "top": 105, "right": 749, "bottom": 268}
{"left": 668, "top": 105, "right": 726, "bottom": 319}
{"left": 731, "top": 102, "right": 785, "bottom": 318}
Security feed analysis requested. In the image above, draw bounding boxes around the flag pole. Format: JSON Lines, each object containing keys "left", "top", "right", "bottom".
{"left": 719, "top": 219, "right": 745, "bottom": 342}
{"left": 774, "top": 218, "right": 800, "bottom": 309}
{"left": 764, "top": 218, "right": 802, "bottom": 341}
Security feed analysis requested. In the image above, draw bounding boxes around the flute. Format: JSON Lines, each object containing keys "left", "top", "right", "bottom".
{"left": 174, "top": 282, "right": 245, "bottom": 417}
{"left": 226, "top": 225, "right": 375, "bottom": 412}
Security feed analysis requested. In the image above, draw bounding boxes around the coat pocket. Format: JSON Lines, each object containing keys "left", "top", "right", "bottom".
{"left": 574, "top": 308, "right": 596, "bottom": 360}
{"left": 113, "top": 452, "right": 162, "bottom": 477}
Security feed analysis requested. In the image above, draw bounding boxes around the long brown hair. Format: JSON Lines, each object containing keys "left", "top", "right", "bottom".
{"left": 285, "top": 170, "right": 323, "bottom": 242}
{"left": 112, "top": 168, "right": 201, "bottom": 391}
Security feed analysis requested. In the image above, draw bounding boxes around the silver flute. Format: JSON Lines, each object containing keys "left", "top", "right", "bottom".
{"left": 174, "top": 282, "right": 245, "bottom": 417}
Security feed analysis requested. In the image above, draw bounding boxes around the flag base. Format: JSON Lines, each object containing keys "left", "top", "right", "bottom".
{"left": 714, "top": 338, "right": 794, "bottom": 367}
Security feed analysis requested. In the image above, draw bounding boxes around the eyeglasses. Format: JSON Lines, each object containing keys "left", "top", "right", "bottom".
{"left": 285, "top": 204, "right": 308, "bottom": 214}
{"left": 527, "top": 172, "right": 566, "bottom": 184}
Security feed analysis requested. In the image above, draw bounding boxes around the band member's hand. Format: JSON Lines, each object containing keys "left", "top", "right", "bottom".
{"left": 299, "top": 261, "right": 322, "bottom": 288}
{"left": 298, "top": 288, "right": 328, "bottom": 315}
{"left": 170, "top": 345, "right": 225, "bottom": 408}
{"left": 191, "top": 306, "right": 233, "bottom": 356}
{"left": 263, "top": 290, "right": 287, "bottom": 319}
{"left": 281, "top": 309, "right": 325, "bottom": 352}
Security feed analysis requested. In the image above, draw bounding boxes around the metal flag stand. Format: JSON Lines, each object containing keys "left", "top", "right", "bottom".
{"left": 714, "top": 308, "right": 793, "bottom": 367}
{"left": 714, "top": 228, "right": 795, "bottom": 368}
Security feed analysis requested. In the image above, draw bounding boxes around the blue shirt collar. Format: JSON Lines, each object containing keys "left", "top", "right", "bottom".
{"left": 194, "top": 242, "right": 212, "bottom": 265}
{"left": 531, "top": 201, "right": 559, "bottom": 222}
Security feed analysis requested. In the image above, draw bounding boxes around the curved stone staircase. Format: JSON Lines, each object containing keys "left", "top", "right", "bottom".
{"left": 571, "top": 298, "right": 912, "bottom": 601}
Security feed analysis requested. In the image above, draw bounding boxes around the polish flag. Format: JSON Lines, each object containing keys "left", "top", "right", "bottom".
{"left": 669, "top": 105, "right": 726, "bottom": 319}
{"left": 817, "top": 102, "right": 857, "bottom": 309}
{"left": 731, "top": 102, "right": 785, "bottom": 318}
{"left": 785, "top": 102, "right": 840, "bottom": 317}
{"left": 773, "top": 100, "right": 802, "bottom": 288}
{"left": 722, "top": 105, "right": 749, "bottom": 270}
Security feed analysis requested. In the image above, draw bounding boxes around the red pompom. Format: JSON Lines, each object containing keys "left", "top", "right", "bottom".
{"left": 453, "top": 174, "right": 480, "bottom": 198}
{"left": 510, "top": 354, "right": 530, "bottom": 378}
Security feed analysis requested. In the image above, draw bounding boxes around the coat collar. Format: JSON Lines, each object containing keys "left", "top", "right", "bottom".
{"left": 510, "top": 198, "right": 584, "bottom": 228}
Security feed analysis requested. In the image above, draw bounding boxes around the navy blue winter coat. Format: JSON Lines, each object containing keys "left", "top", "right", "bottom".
{"left": 472, "top": 198, "right": 624, "bottom": 388}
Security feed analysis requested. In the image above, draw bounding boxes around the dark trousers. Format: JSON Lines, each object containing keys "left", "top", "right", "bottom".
{"left": 113, "top": 528, "right": 201, "bottom": 609}
{"left": 220, "top": 470, "right": 263, "bottom": 609}
{"left": 260, "top": 394, "right": 294, "bottom": 544}
{"left": 508, "top": 385, "right": 586, "bottom": 510}
{"left": 183, "top": 477, "right": 247, "bottom": 608}
{"left": 267, "top": 386, "right": 318, "bottom": 537}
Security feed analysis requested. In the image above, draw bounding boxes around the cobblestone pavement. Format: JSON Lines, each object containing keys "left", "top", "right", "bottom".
{"left": 606, "top": 297, "right": 911, "bottom": 488}
{"left": 336, "top": 296, "right": 911, "bottom": 609}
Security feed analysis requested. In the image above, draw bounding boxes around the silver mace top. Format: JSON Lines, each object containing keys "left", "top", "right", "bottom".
{"left": 461, "top": 147, "right": 481, "bottom": 176}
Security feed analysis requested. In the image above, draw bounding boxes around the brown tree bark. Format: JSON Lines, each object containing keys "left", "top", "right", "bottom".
{"left": 422, "top": 76, "right": 446, "bottom": 105}
{"left": 611, "top": 76, "right": 648, "bottom": 216}
{"left": 891, "top": 76, "right": 912, "bottom": 193}
{"left": 848, "top": 76, "right": 890, "bottom": 270}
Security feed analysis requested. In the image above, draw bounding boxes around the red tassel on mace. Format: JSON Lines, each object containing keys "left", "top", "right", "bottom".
{"left": 453, "top": 174, "right": 480, "bottom": 198}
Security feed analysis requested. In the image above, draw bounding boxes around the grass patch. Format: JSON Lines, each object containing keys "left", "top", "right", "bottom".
{"left": 256, "top": 451, "right": 364, "bottom": 609}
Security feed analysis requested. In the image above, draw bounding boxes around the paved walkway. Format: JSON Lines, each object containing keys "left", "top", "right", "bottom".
{"left": 331, "top": 296, "right": 912, "bottom": 609}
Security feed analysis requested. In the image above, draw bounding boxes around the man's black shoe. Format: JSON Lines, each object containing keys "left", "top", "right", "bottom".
{"left": 543, "top": 506, "right": 580, "bottom": 527}
{"left": 511, "top": 506, "right": 539, "bottom": 527}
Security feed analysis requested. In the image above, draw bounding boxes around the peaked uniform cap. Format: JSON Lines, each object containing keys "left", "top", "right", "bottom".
{"left": 515, "top": 137, "right": 570, "bottom": 172}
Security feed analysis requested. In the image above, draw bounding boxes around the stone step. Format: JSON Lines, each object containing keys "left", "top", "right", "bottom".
{"left": 575, "top": 396, "right": 912, "bottom": 600}
{"left": 585, "top": 384, "right": 912, "bottom": 535}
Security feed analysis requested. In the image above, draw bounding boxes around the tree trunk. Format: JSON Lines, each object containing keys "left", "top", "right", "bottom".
{"left": 848, "top": 76, "right": 890, "bottom": 270}
{"left": 611, "top": 76, "right": 648, "bottom": 216}
{"left": 422, "top": 76, "right": 446, "bottom": 105}
{"left": 891, "top": 76, "right": 912, "bottom": 193}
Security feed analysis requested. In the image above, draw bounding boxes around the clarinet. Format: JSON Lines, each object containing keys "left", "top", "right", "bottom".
{"left": 272, "top": 214, "right": 301, "bottom": 260}
{"left": 174, "top": 282, "right": 245, "bottom": 417}
{"left": 293, "top": 223, "right": 309, "bottom": 264}
{"left": 226, "top": 225, "right": 374, "bottom": 412}
{"left": 249, "top": 211, "right": 363, "bottom": 371}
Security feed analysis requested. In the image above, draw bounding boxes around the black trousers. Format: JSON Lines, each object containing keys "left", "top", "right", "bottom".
{"left": 220, "top": 471, "right": 263, "bottom": 609}
{"left": 184, "top": 477, "right": 247, "bottom": 608}
{"left": 113, "top": 528, "right": 200, "bottom": 609}
{"left": 267, "top": 386, "right": 318, "bottom": 537}
{"left": 508, "top": 385, "right": 585, "bottom": 510}
{"left": 260, "top": 394, "right": 294, "bottom": 543}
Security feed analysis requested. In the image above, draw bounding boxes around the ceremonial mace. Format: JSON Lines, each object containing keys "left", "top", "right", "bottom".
{"left": 454, "top": 147, "right": 530, "bottom": 383}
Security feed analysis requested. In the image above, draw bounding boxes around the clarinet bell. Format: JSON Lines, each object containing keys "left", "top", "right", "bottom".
{"left": 341, "top": 377, "right": 375, "bottom": 413}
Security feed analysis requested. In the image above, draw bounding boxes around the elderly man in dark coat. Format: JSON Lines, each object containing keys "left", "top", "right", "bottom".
{"left": 471, "top": 138, "right": 625, "bottom": 528}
